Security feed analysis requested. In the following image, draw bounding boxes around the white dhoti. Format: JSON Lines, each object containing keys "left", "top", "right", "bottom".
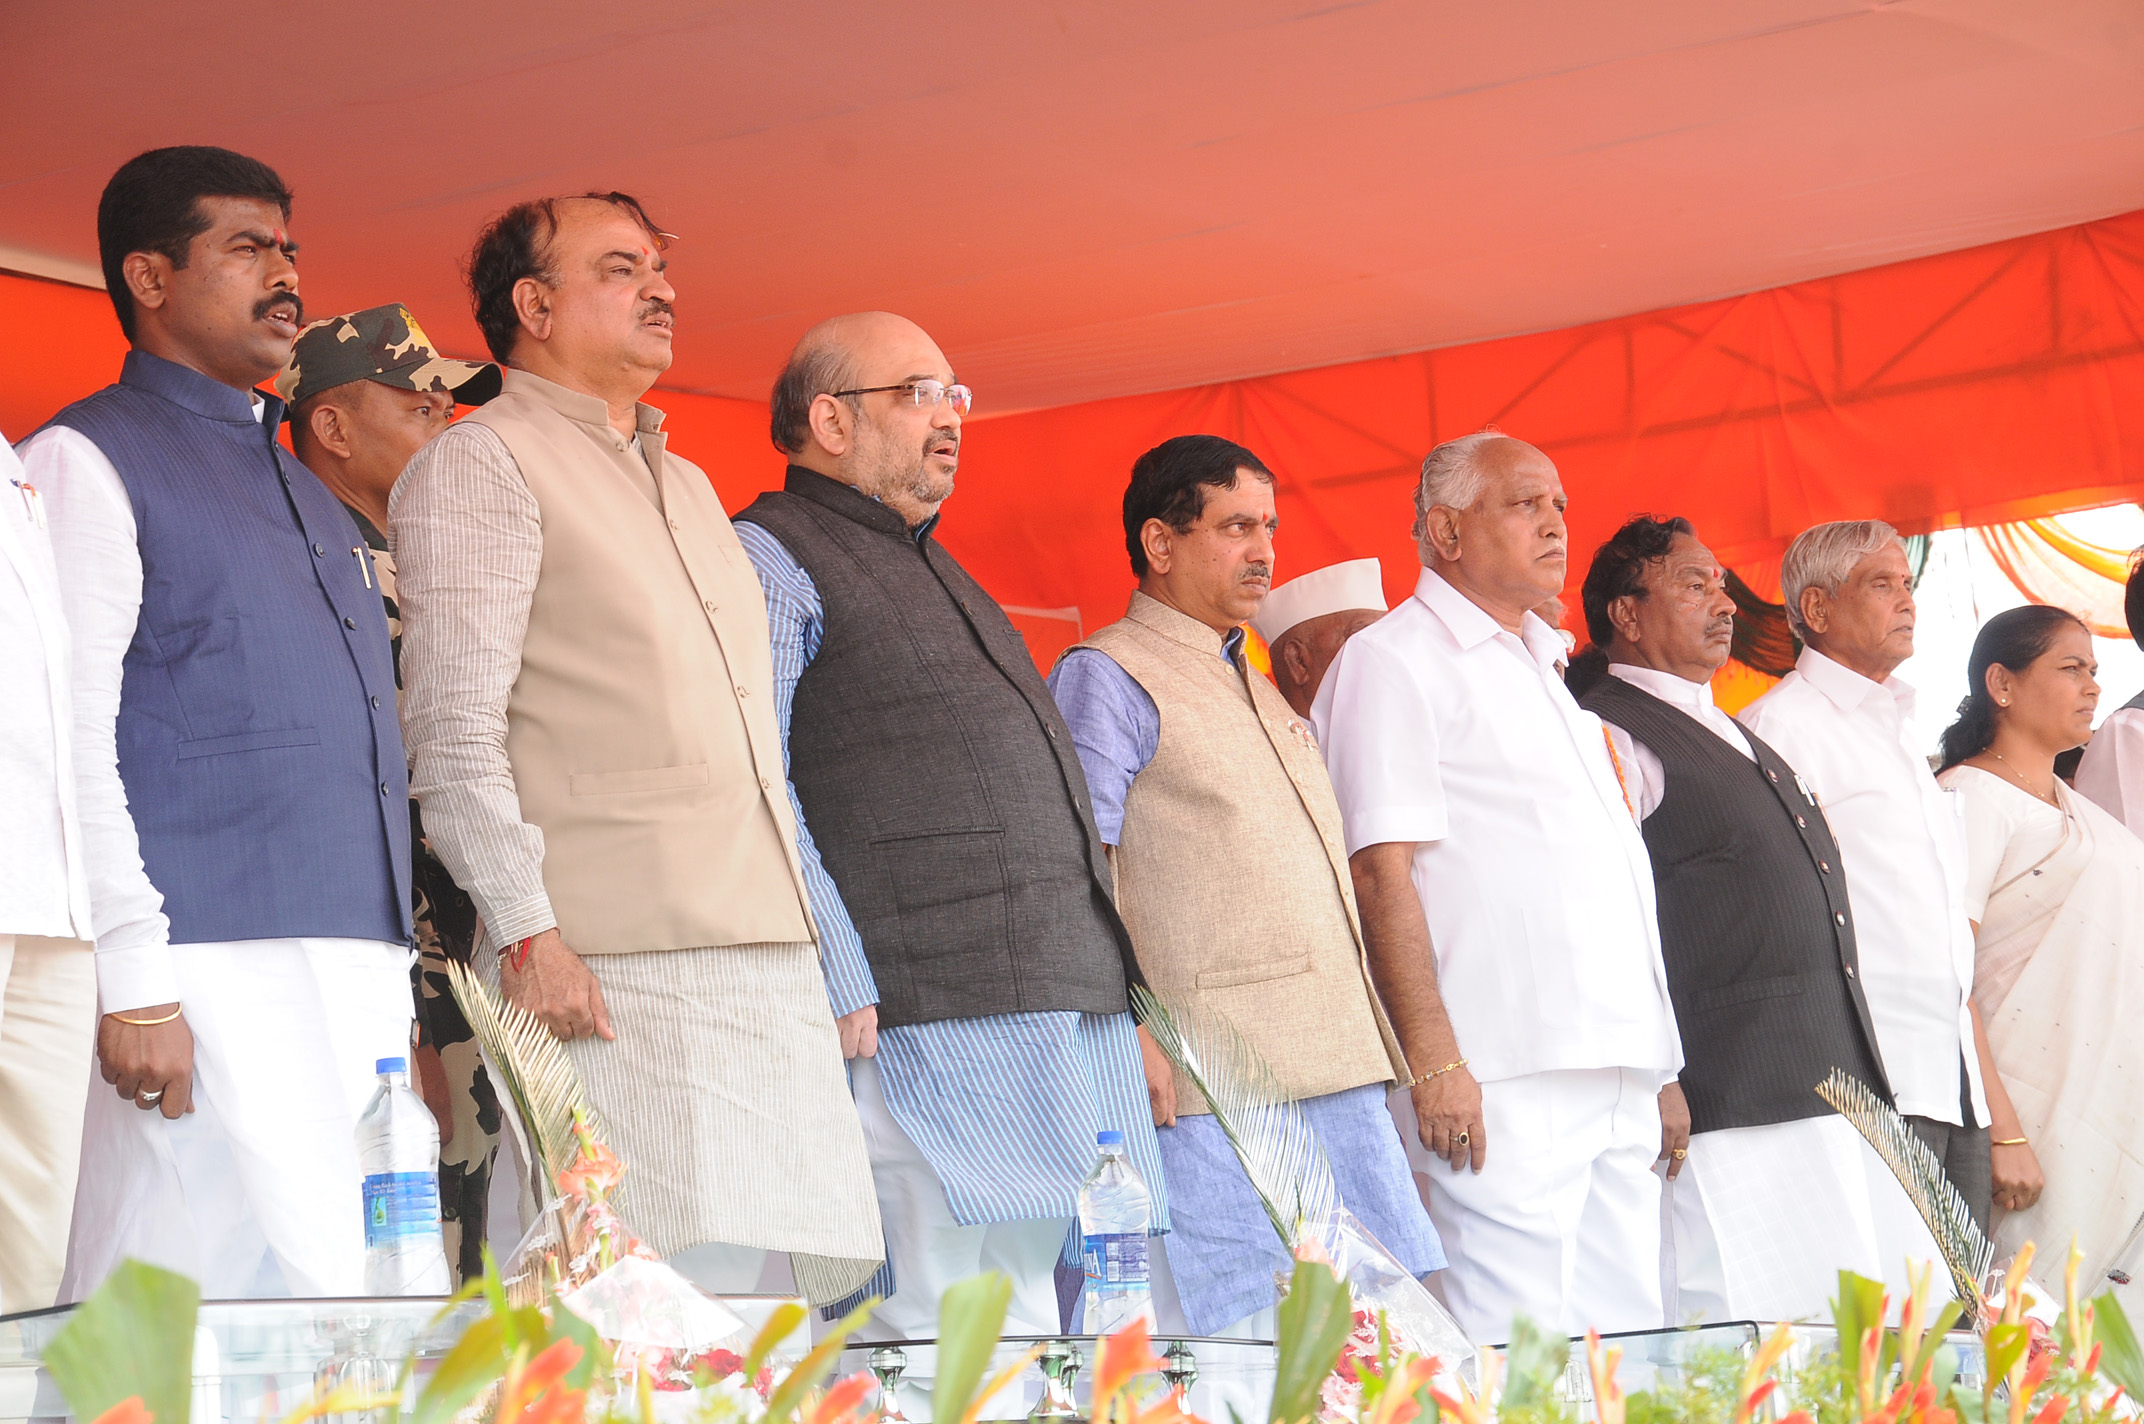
{"left": 1662, "top": 1113, "right": 1952, "bottom": 1326}
{"left": 1393, "top": 1066, "right": 1665, "bottom": 1344}
{"left": 482, "top": 942, "right": 881, "bottom": 1305}
{"left": 849, "top": 1055, "right": 1070, "bottom": 1342}
{"left": 0, "top": 934, "right": 97, "bottom": 1313}
{"left": 61, "top": 937, "right": 414, "bottom": 1302}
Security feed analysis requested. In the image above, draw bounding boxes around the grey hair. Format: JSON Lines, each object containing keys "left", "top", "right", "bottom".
{"left": 1780, "top": 519, "right": 1905, "bottom": 641}
{"left": 769, "top": 341, "right": 860, "bottom": 456}
{"left": 1411, "top": 430, "right": 1504, "bottom": 555}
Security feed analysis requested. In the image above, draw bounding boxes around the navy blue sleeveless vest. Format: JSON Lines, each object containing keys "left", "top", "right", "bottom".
{"left": 47, "top": 351, "right": 412, "bottom": 947}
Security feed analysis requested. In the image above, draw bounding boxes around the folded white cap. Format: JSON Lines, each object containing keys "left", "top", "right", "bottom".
{"left": 1251, "top": 557, "right": 1387, "bottom": 643}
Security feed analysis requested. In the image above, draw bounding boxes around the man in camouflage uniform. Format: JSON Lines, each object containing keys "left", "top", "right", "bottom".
{"left": 277, "top": 305, "right": 504, "bottom": 1281}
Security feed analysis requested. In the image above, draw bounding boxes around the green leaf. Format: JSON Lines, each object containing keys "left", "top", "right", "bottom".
{"left": 2092, "top": 1292, "right": 2144, "bottom": 1403}
{"left": 1902, "top": 1300, "right": 1967, "bottom": 1387}
{"left": 1501, "top": 1316, "right": 1574, "bottom": 1420}
{"left": 764, "top": 1299, "right": 879, "bottom": 1424}
{"left": 934, "top": 1272, "right": 1014, "bottom": 1424}
{"left": 40, "top": 1260, "right": 200, "bottom": 1424}
{"left": 1829, "top": 1271, "right": 1888, "bottom": 1380}
{"left": 740, "top": 1300, "right": 811, "bottom": 1386}
{"left": 1270, "top": 1258, "right": 1354, "bottom": 1424}
{"left": 544, "top": 1296, "right": 609, "bottom": 1391}
{"left": 410, "top": 1312, "right": 511, "bottom": 1424}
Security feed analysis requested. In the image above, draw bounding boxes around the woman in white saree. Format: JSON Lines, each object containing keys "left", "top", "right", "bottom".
{"left": 1937, "top": 605, "right": 2144, "bottom": 1305}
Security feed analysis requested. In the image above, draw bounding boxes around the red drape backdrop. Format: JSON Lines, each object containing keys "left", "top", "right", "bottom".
{"left": 7, "top": 207, "right": 2143, "bottom": 667}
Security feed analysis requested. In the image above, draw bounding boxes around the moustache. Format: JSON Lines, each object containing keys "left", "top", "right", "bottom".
{"left": 255, "top": 293, "right": 304, "bottom": 324}
{"left": 637, "top": 298, "right": 674, "bottom": 322}
{"left": 1242, "top": 563, "right": 1273, "bottom": 583}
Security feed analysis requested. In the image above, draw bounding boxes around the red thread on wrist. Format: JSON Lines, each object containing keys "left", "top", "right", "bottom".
{"left": 499, "top": 936, "right": 536, "bottom": 973}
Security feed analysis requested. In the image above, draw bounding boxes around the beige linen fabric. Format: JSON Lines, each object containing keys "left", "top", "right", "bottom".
{"left": 0, "top": 934, "right": 96, "bottom": 1312}
{"left": 1076, "top": 593, "right": 1402, "bottom": 1110}
{"left": 478, "top": 942, "right": 882, "bottom": 1303}
{"left": 394, "top": 369, "right": 814, "bottom": 956}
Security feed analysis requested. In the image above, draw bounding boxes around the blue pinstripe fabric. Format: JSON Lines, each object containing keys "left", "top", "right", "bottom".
{"left": 736, "top": 519, "right": 1168, "bottom": 1230}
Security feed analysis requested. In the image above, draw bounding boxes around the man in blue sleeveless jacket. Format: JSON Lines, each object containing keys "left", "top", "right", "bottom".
{"left": 20, "top": 147, "right": 415, "bottom": 1301}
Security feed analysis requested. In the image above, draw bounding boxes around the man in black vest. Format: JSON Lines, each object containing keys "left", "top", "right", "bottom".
{"left": 733, "top": 312, "right": 1164, "bottom": 1340}
{"left": 1572, "top": 515, "right": 1937, "bottom": 1324}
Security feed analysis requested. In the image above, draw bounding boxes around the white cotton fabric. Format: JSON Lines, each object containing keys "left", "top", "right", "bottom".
{"left": 2076, "top": 705, "right": 2144, "bottom": 838}
{"left": 61, "top": 936, "right": 414, "bottom": 1302}
{"left": 1741, "top": 649, "right": 1986, "bottom": 1126}
{"left": 1602, "top": 663, "right": 1755, "bottom": 820}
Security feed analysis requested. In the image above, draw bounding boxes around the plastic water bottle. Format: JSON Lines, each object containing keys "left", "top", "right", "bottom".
{"left": 1078, "top": 1129, "right": 1154, "bottom": 1335}
{"left": 354, "top": 1056, "right": 451, "bottom": 1295}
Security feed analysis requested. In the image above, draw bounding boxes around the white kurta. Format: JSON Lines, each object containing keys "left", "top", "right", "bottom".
{"left": 2075, "top": 705, "right": 2144, "bottom": 838}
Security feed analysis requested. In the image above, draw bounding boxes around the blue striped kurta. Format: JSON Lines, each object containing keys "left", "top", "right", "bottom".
{"left": 733, "top": 519, "right": 1169, "bottom": 1235}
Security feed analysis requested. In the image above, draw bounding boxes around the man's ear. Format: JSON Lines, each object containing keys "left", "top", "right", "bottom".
{"left": 122, "top": 251, "right": 172, "bottom": 317}
{"left": 1798, "top": 585, "right": 1829, "bottom": 637}
{"left": 807, "top": 393, "right": 851, "bottom": 457}
{"left": 1423, "top": 506, "right": 1462, "bottom": 562}
{"left": 1607, "top": 593, "right": 1643, "bottom": 644}
{"left": 511, "top": 276, "right": 553, "bottom": 346}
{"left": 309, "top": 400, "right": 355, "bottom": 460}
{"left": 1139, "top": 518, "right": 1174, "bottom": 577}
{"left": 1277, "top": 633, "right": 1312, "bottom": 685}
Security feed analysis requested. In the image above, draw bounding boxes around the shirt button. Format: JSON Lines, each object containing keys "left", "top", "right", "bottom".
{"left": 1767, "top": 769, "right": 1778, "bottom": 782}
{"left": 703, "top": 600, "right": 717, "bottom": 613}
{"left": 313, "top": 542, "right": 326, "bottom": 556}
{"left": 343, "top": 616, "right": 357, "bottom": 629}
{"left": 736, "top": 685, "right": 750, "bottom": 698}
{"left": 1836, "top": 912, "right": 1847, "bottom": 926}
{"left": 759, "top": 776, "right": 772, "bottom": 790}
{"left": 1819, "top": 859, "right": 1830, "bottom": 873}
{"left": 1047, "top": 726, "right": 1059, "bottom": 741}
{"left": 669, "top": 518, "right": 681, "bottom": 531}
{"left": 379, "top": 782, "right": 391, "bottom": 796}
{"left": 1846, "top": 964, "right": 1857, "bottom": 978}
{"left": 370, "top": 695, "right": 381, "bottom": 709}
{"left": 1796, "top": 814, "right": 1808, "bottom": 828}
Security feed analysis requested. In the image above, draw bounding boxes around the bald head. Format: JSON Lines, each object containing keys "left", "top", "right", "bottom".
{"left": 1412, "top": 431, "right": 1569, "bottom": 633}
{"left": 769, "top": 311, "right": 964, "bottom": 528}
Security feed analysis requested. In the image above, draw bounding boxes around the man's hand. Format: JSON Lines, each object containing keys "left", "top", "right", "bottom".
{"left": 98, "top": 1005, "right": 195, "bottom": 1119}
{"left": 1658, "top": 1080, "right": 1692, "bottom": 1180}
{"left": 1137, "top": 1024, "right": 1178, "bottom": 1128}
{"left": 499, "top": 929, "right": 614, "bottom": 1041}
{"left": 1411, "top": 1065, "right": 1485, "bottom": 1173}
{"left": 1992, "top": 1140, "right": 2045, "bottom": 1215}
{"left": 837, "top": 1005, "right": 879, "bottom": 1060}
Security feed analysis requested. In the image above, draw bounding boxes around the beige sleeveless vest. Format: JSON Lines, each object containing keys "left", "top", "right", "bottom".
{"left": 465, "top": 370, "right": 812, "bottom": 954}
{"left": 1076, "top": 593, "right": 1402, "bottom": 1109}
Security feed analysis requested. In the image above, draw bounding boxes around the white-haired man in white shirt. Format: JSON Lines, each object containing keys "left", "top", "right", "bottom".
{"left": 1254, "top": 557, "right": 1387, "bottom": 719}
{"left": 1740, "top": 520, "right": 2000, "bottom": 1227}
{"left": 1313, "top": 431, "right": 1682, "bottom": 1345}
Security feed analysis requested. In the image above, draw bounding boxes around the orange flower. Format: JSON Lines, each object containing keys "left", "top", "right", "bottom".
{"left": 555, "top": 1139, "right": 625, "bottom": 1202}
{"left": 1094, "top": 1317, "right": 1165, "bottom": 1407}
{"left": 91, "top": 1400, "right": 153, "bottom": 1424}
{"left": 806, "top": 1372, "right": 878, "bottom": 1424}
{"left": 499, "top": 1339, "right": 588, "bottom": 1424}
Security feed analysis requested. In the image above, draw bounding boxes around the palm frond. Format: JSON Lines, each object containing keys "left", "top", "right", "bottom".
{"left": 1132, "top": 984, "right": 1338, "bottom": 1248}
{"left": 445, "top": 958, "right": 604, "bottom": 1196}
{"left": 1816, "top": 1067, "right": 1994, "bottom": 1304}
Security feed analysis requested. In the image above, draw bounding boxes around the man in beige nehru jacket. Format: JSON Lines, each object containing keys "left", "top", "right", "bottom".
{"left": 391, "top": 191, "right": 879, "bottom": 1299}
{"left": 1050, "top": 435, "right": 1444, "bottom": 1337}
{"left": 1253, "top": 556, "right": 1388, "bottom": 719}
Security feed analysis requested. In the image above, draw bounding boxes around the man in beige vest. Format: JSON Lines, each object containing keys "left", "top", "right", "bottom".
{"left": 391, "top": 192, "right": 880, "bottom": 1301}
{"left": 1049, "top": 434, "right": 1445, "bottom": 1337}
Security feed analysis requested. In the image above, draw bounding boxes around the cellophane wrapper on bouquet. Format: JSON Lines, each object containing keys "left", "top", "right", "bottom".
{"left": 1284, "top": 1206, "right": 1477, "bottom": 1391}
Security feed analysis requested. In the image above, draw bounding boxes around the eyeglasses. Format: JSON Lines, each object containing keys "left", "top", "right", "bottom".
{"left": 825, "top": 379, "right": 973, "bottom": 415}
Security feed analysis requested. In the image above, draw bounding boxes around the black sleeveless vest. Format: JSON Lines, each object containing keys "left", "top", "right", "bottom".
{"left": 736, "top": 468, "right": 1137, "bottom": 1027}
{"left": 1581, "top": 674, "right": 1891, "bottom": 1132}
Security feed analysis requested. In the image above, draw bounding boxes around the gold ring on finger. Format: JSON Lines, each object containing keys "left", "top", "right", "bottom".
{"left": 1456, "top": 1130, "right": 1470, "bottom": 1146}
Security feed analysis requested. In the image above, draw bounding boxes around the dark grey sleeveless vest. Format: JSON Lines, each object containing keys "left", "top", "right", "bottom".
{"left": 736, "top": 468, "right": 1138, "bottom": 1027}
{"left": 1582, "top": 674, "right": 1891, "bottom": 1133}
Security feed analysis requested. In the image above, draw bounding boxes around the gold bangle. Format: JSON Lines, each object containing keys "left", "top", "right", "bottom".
{"left": 1991, "top": 1136, "right": 2029, "bottom": 1147}
{"left": 1403, "top": 1058, "right": 1468, "bottom": 1090}
{"left": 110, "top": 1006, "right": 182, "bottom": 1027}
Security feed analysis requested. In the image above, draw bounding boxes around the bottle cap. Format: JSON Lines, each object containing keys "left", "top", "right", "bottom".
{"left": 376, "top": 1056, "right": 408, "bottom": 1074}
{"left": 1097, "top": 1129, "right": 1125, "bottom": 1146}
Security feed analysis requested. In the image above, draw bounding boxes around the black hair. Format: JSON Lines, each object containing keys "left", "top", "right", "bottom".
{"left": 1566, "top": 515, "right": 1695, "bottom": 696}
{"left": 467, "top": 192, "right": 667, "bottom": 364}
{"left": 2126, "top": 550, "right": 2144, "bottom": 652}
{"left": 1937, "top": 604, "right": 2090, "bottom": 771}
{"left": 769, "top": 340, "right": 856, "bottom": 456}
{"left": 97, "top": 146, "right": 293, "bottom": 341}
{"left": 1122, "top": 434, "right": 1275, "bottom": 577}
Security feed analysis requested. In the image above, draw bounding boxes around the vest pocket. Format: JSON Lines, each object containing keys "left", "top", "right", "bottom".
{"left": 569, "top": 763, "right": 712, "bottom": 796}
{"left": 871, "top": 827, "right": 1011, "bottom": 961}
{"left": 174, "top": 726, "right": 320, "bottom": 759}
{"left": 1195, "top": 955, "right": 1312, "bottom": 989}
{"left": 1693, "top": 973, "right": 1804, "bottom": 1009}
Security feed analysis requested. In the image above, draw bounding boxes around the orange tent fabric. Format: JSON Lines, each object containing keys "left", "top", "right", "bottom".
{"left": 7, "top": 207, "right": 2144, "bottom": 661}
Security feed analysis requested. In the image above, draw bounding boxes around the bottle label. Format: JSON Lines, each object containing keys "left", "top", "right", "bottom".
{"left": 1081, "top": 1231, "right": 1149, "bottom": 1291}
{"left": 363, "top": 1171, "right": 443, "bottom": 1248}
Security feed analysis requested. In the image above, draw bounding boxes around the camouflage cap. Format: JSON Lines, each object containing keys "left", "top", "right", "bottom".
{"left": 274, "top": 304, "right": 502, "bottom": 408}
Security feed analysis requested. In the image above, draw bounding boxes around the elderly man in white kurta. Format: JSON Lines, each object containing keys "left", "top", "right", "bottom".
{"left": 1314, "top": 431, "right": 1681, "bottom": 1345}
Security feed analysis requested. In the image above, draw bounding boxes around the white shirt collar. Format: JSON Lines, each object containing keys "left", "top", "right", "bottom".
{"left": 1606, "top": 662, "right": 1715, "bottom": 713}
{"left": 1413, "top": 566, "right": 1565, "bottom": 675}
{"left": 1795, "top": 645, "right": 1918, "bottom": 722}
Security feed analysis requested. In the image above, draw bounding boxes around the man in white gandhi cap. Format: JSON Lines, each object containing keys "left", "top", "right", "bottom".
{"left": 1252, "top": 557, "right": 1389, "bottom": 718}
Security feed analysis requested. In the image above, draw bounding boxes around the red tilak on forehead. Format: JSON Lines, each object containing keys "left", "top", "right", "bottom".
{"left": 270, "top": 227, "right": 291, "bottom": 248}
